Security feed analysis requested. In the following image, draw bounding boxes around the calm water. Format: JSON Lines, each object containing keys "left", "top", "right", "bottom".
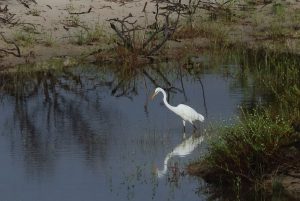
{"left": 0, "top": 60, "right": 257, "bottom": 201}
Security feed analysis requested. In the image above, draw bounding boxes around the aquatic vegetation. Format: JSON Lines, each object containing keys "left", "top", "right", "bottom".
{"left": 189, "top": 48, "right": 300, "bottom": 200}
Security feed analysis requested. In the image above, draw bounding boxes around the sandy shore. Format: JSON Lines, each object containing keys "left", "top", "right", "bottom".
{"left": 1, "top": 0, "right": 300, "bottom": 68}
{"left": 0, "top": 0, "right": 158, "bottom": 67}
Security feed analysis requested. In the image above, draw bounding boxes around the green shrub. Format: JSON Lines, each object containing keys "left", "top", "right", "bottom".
{"left": 206, "top": 110, "right": 293, "bottom": 181}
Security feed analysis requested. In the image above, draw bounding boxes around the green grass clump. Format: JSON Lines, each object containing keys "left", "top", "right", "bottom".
{"left": 272, "top": 3, "right": 285, "bottom": 16}
{"left": 70, "top": 25, "right": 107, "bottom": 46}
{"left": 13, "top": 31, "right": 36, "bottom": 47}
{"left": 206, "top": 110, "right": 293, "bottom": 182}
{"left": 202, "top": 50, "right": 300, "bottom": 185}
{"left": 42, "top": 33, "right": 55, "bottom": 47}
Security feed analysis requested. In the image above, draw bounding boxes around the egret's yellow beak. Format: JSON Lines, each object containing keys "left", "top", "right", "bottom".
{"left": 151, "top": 92, "right": 156, "bottom": 100}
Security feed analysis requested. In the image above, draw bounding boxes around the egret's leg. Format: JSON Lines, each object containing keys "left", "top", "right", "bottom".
{"left": 182, "top": 120, "right": 186, "bottom": 132}
{"left": 193, "top": 124, "right": 197, "bottom": 130}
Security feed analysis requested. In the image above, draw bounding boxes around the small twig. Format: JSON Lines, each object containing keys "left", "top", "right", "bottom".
{"left": 142, "top": 2, "right": 148, "bottom": 12}
{"left": 17, "top": 0, "right": 30, "bottom": 9}
{"left": 100, "top": 5, "right": 112, "bottom": 10}
{"left": 147, "top": 11, "right": 180, "bottom": 56}
{"left": 109, "top": 23, "right": 133, "bottom": 50}
{"left": 46, "top": 5, "right": 52, "bottom": 9}
{"left": 69, "top": 7, "right": 92, "bottom": 15}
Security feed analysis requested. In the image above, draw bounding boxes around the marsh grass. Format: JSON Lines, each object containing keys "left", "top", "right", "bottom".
{"left": 0, "top": 59, "right": 66, "bottom": 98}
{"left": 272, "top": 3, "right": 285, "bottom": 16}
{"left": 70, "top": 24, "right": 108, "bottom": 46}
{"left": 42, "top": 32, "right": 55, "bottom": 47}
{"left": 13, "top": 30, "right": 37, "bottom": 47}
{"left": 171, "top": 1, "right": 299, "bottom": 55}
{"left": 174, "top": 19, "right": 230, "bottom": 45}
{"left": 206, "top": 110, "right": 293, "bottom": 181}
{"left": 271, "top": 176, "right": 285, "bottom": 195}
{"left": 195, "top": 49, "right": 300, "bottom": 192}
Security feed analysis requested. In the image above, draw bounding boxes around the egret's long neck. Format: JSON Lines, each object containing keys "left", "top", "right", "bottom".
{"left": 161, "top": 90, "right": 175, "bottom": 111}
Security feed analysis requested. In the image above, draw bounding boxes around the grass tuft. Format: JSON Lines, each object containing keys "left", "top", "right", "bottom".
{"left": 206, "top": 110, "right": 293, "bottom": 182}
{"left": 13, "top": 31, "right": 37, "bottom": 47}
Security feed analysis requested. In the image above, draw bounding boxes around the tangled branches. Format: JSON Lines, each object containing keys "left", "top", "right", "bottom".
{"left": 0, "top": 5, "right": 19, "bottom": 26}
{"left": 108, "top": 0, "right": 234, "bottom": 57}
{"left": 0, "top": 5, "right": 21, "bottom": 57}
{"left": 108, "top": 0, "right": 184, "bottom": 57}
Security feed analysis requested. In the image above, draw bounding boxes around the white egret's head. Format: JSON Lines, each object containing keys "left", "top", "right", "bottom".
{"left": 151, "top": 87, "right": 163, "bottom": 100}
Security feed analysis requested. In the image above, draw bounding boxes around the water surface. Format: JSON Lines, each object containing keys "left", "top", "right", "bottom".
{"left": 0, "top": 60, "right": 258, "bottom": 201}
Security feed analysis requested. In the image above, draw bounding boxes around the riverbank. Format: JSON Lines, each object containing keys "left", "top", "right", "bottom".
{"left": 188, "top": 124, "right": 300, "bottom": 200}
{"left": 1, "top": 0, "right": 300, "bottom": 69}
{"left": 1, "top": 1, "right": 300, "bottom": 199}
{"left": 188, "top": 50, "right": 300, "bottom": 200}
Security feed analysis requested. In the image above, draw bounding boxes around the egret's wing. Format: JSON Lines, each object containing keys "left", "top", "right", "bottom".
{"left": 177, "top": 104, "right": 205, "bottom": 122}
{"left": 175, "top": 104, "right": 200, "bottom": 121}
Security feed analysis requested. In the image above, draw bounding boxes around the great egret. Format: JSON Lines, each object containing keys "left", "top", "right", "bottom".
{"left": 151, "top": 87, "right": 204, "bottom": 131}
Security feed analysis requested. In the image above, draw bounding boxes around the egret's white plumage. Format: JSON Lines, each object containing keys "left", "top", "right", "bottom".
{"left": 151, "top": 87, "right": 204, "bottom": 130}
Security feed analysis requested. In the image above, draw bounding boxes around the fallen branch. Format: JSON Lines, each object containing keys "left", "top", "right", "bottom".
{"left": 0, "top": 33, "right": 21, "bottom": 57}
{"left": 142, "top": 2, "right": 148, "bottom": 12}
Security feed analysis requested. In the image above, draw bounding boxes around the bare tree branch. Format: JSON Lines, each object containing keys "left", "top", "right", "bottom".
{"left": 0, "top": 33, "right": 21, "bottom": 57}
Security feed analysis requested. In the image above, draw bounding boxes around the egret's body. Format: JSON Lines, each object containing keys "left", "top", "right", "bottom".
{"left": 151, "top": 87, "right": 204, "bottom": 130}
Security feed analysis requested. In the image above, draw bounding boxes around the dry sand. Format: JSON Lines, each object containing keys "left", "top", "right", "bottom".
{"left": 0, "top": 0, "right": 159, "bottom": 67}
{"left": 1, "top": 0, "right": 300, "bottom": 68}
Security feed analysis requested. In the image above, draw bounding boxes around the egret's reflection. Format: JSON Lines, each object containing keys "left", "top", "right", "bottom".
{"left": 156, "top": 133, "right": 204, "bottom": 178}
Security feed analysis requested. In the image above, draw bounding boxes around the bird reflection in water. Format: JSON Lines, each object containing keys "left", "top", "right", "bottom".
{"left": 155, "top": 133, "right": 204, "bottom": 180}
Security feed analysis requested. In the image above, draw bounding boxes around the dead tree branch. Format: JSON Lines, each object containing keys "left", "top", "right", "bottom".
{"left": 0, "top": 33, "right": 21, "bottom": 57}
{"left": 0, "top": 5, "right": 19, "bottom": 26}
{"left": 108, "top": 0, "right": 185, "bottom": 57}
